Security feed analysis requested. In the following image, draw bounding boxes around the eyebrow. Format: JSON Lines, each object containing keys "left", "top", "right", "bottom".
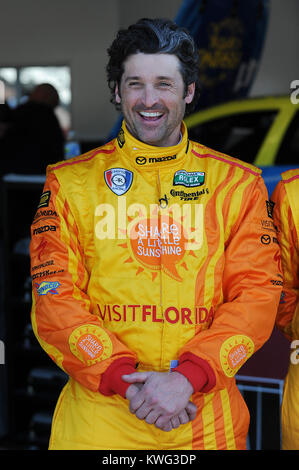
{"left": 124, "top": 76, "right": 140, "bottom": 82}
{"left": 156, "top": 76, "right": 174, "bottom": 82}
{"left": 124, "top": 75, "right": 174, "bottom": 83}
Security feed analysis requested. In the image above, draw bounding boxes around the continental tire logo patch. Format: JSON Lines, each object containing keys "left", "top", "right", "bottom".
{"left": 220, "top": 335, "right": 254, "bottom": 377}
{"left": 69, "top": 325, "right": 112, "bottom": 365}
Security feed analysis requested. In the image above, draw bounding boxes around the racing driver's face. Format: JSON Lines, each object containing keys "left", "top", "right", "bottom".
{"left": 115, "top": 53, "right": 195, "bottom": 147}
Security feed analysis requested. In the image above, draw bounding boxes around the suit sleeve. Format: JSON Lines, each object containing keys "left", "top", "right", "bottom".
{"left": 30, "top": 170, "right": 137, "bottom": 397}
{"left": 174, "top": 176, "right": 282, "bottom": 392}
{"left": 272, "top": 181, "right": 299, "bottom": 341}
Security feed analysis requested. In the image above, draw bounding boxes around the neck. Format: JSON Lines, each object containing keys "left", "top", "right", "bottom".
{"left": 125, "top": 124, "right": 183, "bottom": 149}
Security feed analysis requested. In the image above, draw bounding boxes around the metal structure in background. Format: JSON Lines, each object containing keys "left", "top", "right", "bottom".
{"left": 236, "top": 375, "right": 284, "bottom": 450}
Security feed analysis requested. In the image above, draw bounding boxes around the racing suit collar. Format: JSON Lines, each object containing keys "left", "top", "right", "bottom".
{"left": 117, "top": 120, "right": 190, "bottom": 170}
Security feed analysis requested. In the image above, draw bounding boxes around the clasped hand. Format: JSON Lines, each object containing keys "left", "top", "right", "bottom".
{"left": 122, "top": 371, "right": 197, "bottom": 432}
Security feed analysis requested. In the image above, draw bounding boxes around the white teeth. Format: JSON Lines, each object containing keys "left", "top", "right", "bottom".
{"left": 139, "top": 111, "right": 163, "bottom": 117}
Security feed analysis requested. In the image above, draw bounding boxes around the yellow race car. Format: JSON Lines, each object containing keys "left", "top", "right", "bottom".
{"left": 185, "top": 95, "right": 299, "bottom": 194}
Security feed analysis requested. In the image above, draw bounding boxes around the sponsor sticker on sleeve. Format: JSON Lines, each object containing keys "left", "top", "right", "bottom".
{"left": 266, "top": 200, "right": 275, "bottom": 219}
{"left": 69, "top": 325, "right": 112, "bottom": 366}
{"left": 35, "top": 280, "right": 61, "bottom": 296}
{"left": 37, "top": 190, "right": 51, "bottom": 209}
{"left": 220, "top": 335, "right": 254, "bottom": 377}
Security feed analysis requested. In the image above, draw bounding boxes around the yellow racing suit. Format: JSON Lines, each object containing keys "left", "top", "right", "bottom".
{"left": 30, "top": 121, "right": 282, "bottom": 450}
{"left": 272, "top": 169, "right": 299, "bottom": 450}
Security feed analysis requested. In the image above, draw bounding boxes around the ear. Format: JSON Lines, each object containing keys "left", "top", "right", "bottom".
{"left": 115, "top": 83, "right": 121, "bottom": 104}
{"left": 184, "top": 82, "right": 195, "bottom": 105}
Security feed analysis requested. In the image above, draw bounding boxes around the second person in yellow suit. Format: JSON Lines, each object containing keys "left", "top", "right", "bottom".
{"left": 272, "top": 168, "right": 299, "bottom": 450}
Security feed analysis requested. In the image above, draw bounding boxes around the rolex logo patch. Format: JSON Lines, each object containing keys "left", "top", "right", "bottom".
{"left": 173, "top": 170, "right": 205, "bottom": 188}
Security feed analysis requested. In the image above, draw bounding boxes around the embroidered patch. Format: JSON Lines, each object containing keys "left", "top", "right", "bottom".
{"left": 266, "top": 200, "right": 275, "bottom": 219}
{"left": 117, "top": 128, "right": 125, "bottom": 148}
{"left": 104, "top": 168, "right": 133, "bottom": 196}
{"left": 220, "top": 335, "right": 254, "bottom": 377}
{"left": 35, "top": 280, "right": 61, "bottom": 296}
{"left": 173, "top": 170, "right": 205, "bottom": 188}
{"left": 37, "top": 190, "right": 51, "bottom": 208}
{"left": 69, "top": 325, "right": 112, "bottom": 365}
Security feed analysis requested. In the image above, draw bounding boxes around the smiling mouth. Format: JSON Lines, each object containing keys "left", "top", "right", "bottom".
{"left": 138, "top": 111, "right": 164, "bottom": 121}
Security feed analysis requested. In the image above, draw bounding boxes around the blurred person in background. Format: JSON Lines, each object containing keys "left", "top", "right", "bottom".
{"left": 0, "top": 103, "right": 12, "bottom": 174}
{"left": 2, "top": 83, "right": 65, "bottom": 175}
{"left": 0, "top": 103, "right": 12, "bottom": 140}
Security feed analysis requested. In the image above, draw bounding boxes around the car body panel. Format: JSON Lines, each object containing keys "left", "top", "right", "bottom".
{"left": 185, "top": 96, "right": 299, "bottom": 194}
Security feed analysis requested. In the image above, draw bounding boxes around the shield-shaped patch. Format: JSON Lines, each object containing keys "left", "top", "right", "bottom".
{"left": 104, "top": 168, "right": 133, "bottom": 196}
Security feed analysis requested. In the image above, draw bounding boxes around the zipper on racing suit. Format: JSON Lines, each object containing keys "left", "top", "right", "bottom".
{"left": 157, "top": 168, "right": 168, "bottom": 371}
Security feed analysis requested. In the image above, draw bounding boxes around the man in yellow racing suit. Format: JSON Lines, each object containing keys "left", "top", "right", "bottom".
{"left": 272, "top": 169, "right": 299, "bottom": 450}
{"left": 30, "top": 18, "right": 282, "bottom": 450}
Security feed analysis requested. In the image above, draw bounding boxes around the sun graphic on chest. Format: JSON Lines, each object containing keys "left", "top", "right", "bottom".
{"left": 117, "top": 207, "right": 201, "bottom": 282}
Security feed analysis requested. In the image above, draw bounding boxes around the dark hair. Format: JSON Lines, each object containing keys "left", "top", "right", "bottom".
{"left": 106, "top": 18, "right": 200, "bottom": 114}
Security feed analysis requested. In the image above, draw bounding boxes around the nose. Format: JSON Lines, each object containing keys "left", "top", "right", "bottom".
{"left": 141, "top": 85, "right": 159, "bottom": 108}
